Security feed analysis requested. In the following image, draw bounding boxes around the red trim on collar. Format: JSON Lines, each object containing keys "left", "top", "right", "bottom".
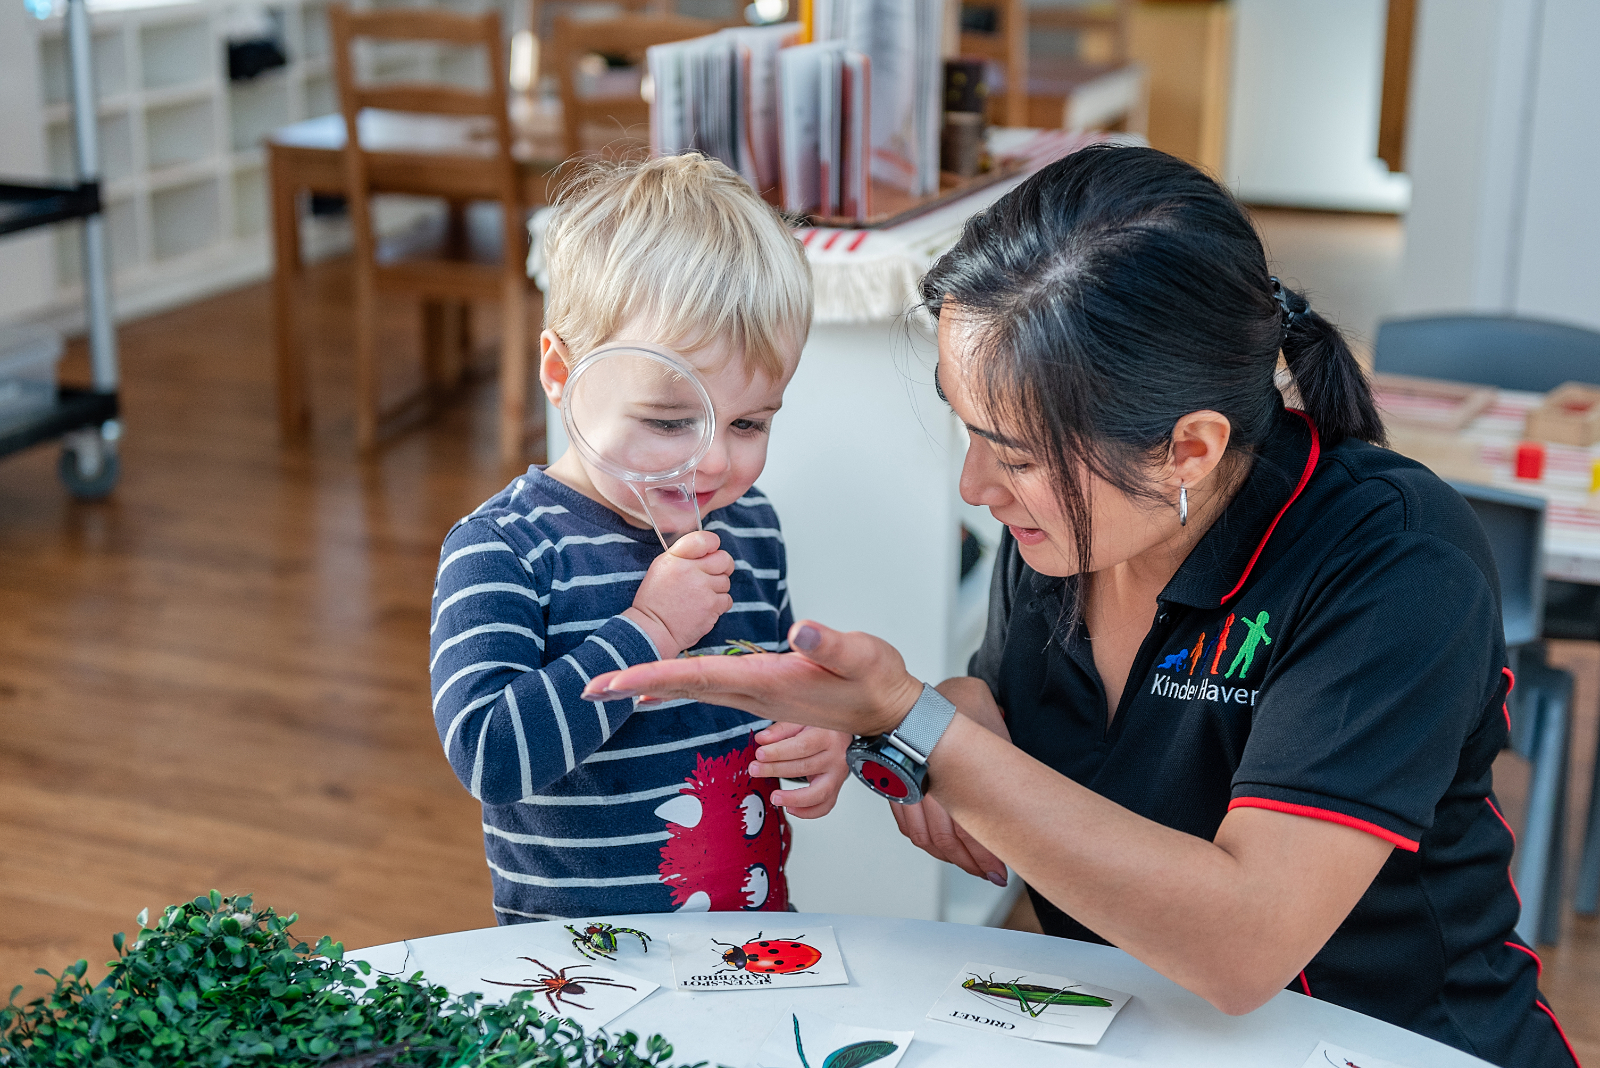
{"left": 1228, "top": 796, "right": 1420, "bottom": 852}
{"left": 1218, "top": 409, "right": 1321, "bottom": 606}
{"left": 1296, "top": 970, "right": 1311, "bottom": 996}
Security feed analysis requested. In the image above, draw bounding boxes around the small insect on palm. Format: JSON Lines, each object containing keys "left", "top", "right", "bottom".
{"left": 960, "top": 974, "right": 1112, "bottom": 1018}
{"left": 482, "top": 956, "right": 636, "bottom": 1015}
{"left": 565, "top": 922, "right": 652, "bottom": 961}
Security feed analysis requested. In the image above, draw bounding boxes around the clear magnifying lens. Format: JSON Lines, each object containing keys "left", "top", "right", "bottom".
{"left": 562, "top": 343, "right": 715, "bottom": 549}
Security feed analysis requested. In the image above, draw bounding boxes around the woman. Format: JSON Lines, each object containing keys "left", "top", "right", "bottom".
{"left": 583, "top": 147, "right": 1578, "bottom": 1067}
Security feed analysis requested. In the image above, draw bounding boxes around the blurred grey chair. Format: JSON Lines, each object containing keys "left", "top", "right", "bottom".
{"left": 1375, "top": 316, "right": 1600, "bottom": 641}
{"left": 1451, "top": 481, "right": 1571, "bottom": 946}
{"left": 1381, "top": 315, "right": 1600, "bottom": 923}
{"left": 1375, "top": 314, "right": 1600, "bottom": 393}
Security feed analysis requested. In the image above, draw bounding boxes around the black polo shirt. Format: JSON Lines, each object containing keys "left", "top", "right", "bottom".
{"left": 969, "top": 405, "right": 1578, "bottom": 1068}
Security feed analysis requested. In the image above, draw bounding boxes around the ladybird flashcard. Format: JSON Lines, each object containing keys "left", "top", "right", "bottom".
{"left": 1300, "top": 1041, "right": 1415, "bottom": 1068}
{"left": 750, "top": 1009, "right": 913, "bottom": 1068}
{"left": 926, "top": 961, "right": 1130, "bottom": 1045}
{"left": 429, "top": 947, "right": 660, "bottom": 1031}
{"left": 667, "top": 926, "right": 848, "bottom": 990}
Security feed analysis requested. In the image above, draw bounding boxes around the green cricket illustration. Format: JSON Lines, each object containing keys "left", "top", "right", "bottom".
{"left": 791, "top": 1014, "right": 899, "bottom": 1068}
{"left": 960, "top": 973, "right": 1114, "bottom": 1018}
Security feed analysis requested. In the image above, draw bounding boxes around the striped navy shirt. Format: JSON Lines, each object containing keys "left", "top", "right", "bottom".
{"left": 430, "top": 467, "right": 794, "bottom": 922}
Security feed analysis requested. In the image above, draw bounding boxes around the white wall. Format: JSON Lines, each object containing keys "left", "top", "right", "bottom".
{"left": 0, "top": 1, "right": 57, "bottom": 326}
{"left": 1225, "top": 0, "right": 1410, "bottom": 213}
{"left": 1399, "top": 0, "right": 1600, "bottom": 332}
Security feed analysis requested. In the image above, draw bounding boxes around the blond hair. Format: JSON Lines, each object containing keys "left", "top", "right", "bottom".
{"left": 541, "top": 154, "right": 812, "bottom": 379}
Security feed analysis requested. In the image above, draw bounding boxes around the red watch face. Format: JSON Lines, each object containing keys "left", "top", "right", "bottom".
{"left": 846, "top": 739, "right": 925, "bottom": 804}
{"left": 856, "top": 758, "right": 910, "bottom": 799}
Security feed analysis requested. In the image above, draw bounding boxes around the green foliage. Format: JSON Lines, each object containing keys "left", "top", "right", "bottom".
{"left": 1, "top": 892, "right": 699, "bottom": 1068}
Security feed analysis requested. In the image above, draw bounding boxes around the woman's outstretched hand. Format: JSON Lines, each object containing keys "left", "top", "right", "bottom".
{"left": 581, "top": 620, "right": 925, "bottom": 738}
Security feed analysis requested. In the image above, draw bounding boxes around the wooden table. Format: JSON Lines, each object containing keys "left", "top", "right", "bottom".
{"left": 266, "top": 106, "right": 581, "bottom": 449}
{"left": 351, "top": 912, "right": 1497, "bottom": 1067}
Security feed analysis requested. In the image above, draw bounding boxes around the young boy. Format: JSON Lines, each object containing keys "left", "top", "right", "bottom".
{"left": 430, "top": 154, "right": 847, "bottom": 923}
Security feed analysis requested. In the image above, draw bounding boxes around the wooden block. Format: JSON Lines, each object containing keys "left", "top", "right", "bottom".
{"left": 1372, "top": 372, "right": 1497, "bottom": 432}
{"left": 1384, "top": 424, "right": 1494, "bottom": 485}
{"left": 1526, "top": 382, "right": 1600, "bottom": 447}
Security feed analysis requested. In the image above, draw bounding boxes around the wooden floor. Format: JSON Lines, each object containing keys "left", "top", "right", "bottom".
{"left": 1, "top": 226, "right": 1597, "bottom": 1064}
{"left": 0, "top": 259, "right": 533, "bottom": 1003}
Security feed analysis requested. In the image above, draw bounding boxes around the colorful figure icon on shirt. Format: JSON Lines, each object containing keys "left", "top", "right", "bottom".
{"left": 656, "top": 735, "right": 790, "bottom": 912}
{"left": 1158, "top": 648, "right": 1189, "bottom": 671}
{"left": 1224, "top": 611, "right": 1272, "bottom": 679}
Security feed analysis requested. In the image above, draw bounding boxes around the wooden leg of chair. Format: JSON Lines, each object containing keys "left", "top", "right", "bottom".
{"left": 269, "top": 149, "right": 311, "bottom": 439}
{"left": 422, "top": 299, "right": 446, "bottom": 392}
{"left": 498, "top": 280, "right": 528, "bottom": 465}
{"left": 458, "top": 302, "right": 474, "bottom": 379}
{"left": 355, "top": 278, "right": 379, "bottom": 452}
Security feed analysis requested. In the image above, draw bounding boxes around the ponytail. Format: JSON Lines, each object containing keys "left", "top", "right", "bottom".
{"left": 1274, "top": 280, "right": 1387, "bottom": 447}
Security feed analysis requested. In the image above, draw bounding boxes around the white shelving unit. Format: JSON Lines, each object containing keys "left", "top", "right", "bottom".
{"left": 27, "top": 0, "right": 517, "bottom": 324}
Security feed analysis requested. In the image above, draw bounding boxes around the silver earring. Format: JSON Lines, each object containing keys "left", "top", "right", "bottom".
{"left": 1178, "top": 484, "right": 1188, "bottom": 526}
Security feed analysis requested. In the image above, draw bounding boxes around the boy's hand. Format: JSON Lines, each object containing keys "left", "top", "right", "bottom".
{"left": 624, "top": 530, "right": 735, "bottom": 660}
{"left": 750, "top": 722, "right": 852, "bottom": 819}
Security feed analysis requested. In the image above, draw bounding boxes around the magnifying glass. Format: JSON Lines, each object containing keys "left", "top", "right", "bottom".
{"left": 561, "top": 343, "right": 715, "bottom": 550}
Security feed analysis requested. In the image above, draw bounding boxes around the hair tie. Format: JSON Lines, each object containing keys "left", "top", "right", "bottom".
{"left": 1270, "top": 276, "right": 1308, "bottom": 339}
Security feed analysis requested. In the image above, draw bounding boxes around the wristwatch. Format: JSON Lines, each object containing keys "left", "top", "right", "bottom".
{"left": 846, "top": 683, "right": 959, "bottom": 805}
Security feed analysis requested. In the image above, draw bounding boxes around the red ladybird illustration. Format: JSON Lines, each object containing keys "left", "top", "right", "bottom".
{"left": 711, "top": 933, "right": 823, "bottom": 975}
{"left": 656, "top": 736, "right": 790, "bottom": 911}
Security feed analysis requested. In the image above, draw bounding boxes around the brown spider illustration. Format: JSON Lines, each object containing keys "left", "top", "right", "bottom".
{"left": 481, "top": 956, "right": 637, "bottom": 1015}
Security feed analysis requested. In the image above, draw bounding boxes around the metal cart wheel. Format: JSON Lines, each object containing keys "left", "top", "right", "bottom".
{"left": 58, "top": 422, "right": 120, "bottom": 499}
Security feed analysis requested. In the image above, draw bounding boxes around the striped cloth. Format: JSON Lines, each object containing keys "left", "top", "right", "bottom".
{"left": 430, "top": 467, "right": 794, "bottom": 921}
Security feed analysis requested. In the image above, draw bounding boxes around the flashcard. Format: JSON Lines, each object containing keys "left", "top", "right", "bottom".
{"left": 667, "top": 926, "right": 848, "bottom": 990}
{"left": 751, "top": 1010, "right": 913, "bottom": 1068}
{"left": 926, "top": 961, "right": 1131, "bottom": 1045}
{"left": 1301, "top": 1041, "right": 1415, "bottom": 1068}
{"left": 433, "top": 947, "right": 659, "bottom": 1031}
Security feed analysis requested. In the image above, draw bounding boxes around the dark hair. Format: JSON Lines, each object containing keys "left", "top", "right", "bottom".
{"left": 919, "top": 144, "right": 1384, "bottom": 579}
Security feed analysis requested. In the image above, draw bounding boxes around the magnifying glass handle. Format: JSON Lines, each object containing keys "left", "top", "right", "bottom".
{"left": 628, "top": 475, "right": 704, "bottom": 552}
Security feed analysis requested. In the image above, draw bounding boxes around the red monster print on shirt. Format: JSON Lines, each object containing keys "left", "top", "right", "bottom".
{"left": 656, "top": 736, "right": 790, "bottom": 911}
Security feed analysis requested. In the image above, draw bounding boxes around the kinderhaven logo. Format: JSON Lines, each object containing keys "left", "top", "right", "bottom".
{"left": 1151, "top": 610, "right": 1272, "bottom": 706}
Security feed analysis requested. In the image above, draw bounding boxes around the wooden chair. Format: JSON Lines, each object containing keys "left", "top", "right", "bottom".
{"left": 550, "top": 12, "right": 727, "bottom": 158}
{"left": 329, "top": 4, "right": 532, "bottom": 461}
{"left": 961, "top": 0, "right": 1146, "bottom": 133}
{"left": 528, "top": 0, "right": 669, "bottom": 46}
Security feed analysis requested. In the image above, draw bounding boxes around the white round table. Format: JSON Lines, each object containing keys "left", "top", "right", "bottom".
{"left": 350, "top": 912, "right": 1494, "bottom": 1067}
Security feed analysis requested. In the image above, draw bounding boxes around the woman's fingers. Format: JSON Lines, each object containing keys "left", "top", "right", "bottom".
{"left": 753, "top": 721, "right": 806, "bottom": 746}
{"left": 891, "top": 797, "right": 1007, "bottom": 885}
{"left": 580, "top": 622, "right": 922, "bottom": 737}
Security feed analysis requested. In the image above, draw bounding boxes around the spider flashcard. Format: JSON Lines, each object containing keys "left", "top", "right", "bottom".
{"left": 433, "top": 947, "right": 660, "bottom": 1030}
{"left": 926, "top": 961, "right": 1130, "bottom": 1045}
{"left": 750, "top": 1009, "right": 914, "bottom": 1068}
{"left": 1300, "top": 1041, "right": 1414, "bottom": 1068}
{"left": 667, "top": 926, "right": 848, "bottom": 990}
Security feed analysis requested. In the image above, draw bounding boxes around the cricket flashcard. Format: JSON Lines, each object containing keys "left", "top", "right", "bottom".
{"left": 431, "top": 947, "right": 659, "bottom": 1031}
{"left": 927, "top": 961, "right": 1131, "bottom": 1045}
{"left": 751, "top": 1009, "right": 913, "bottom": 1068}
{"left": 667, "top": 926, "right": 848, "bottom": 990}
{"left": 1301, "top": 1041, "right": 1416, "bottom": 1068}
